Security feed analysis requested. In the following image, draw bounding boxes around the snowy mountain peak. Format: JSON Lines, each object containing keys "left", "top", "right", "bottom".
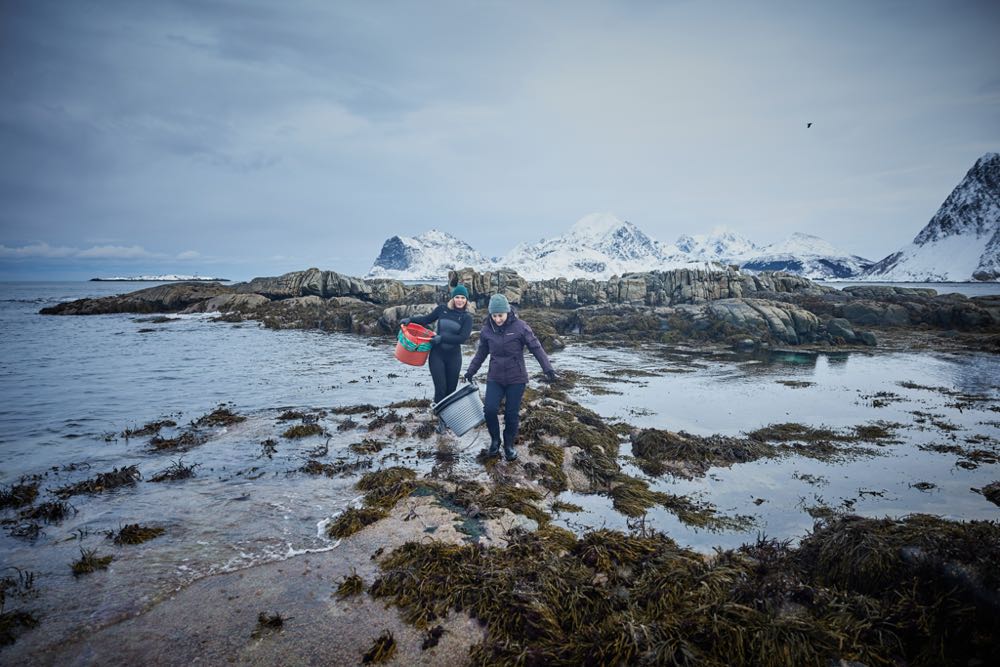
{"left": 763, "top": 233, "right": 842, "bottom": 257}
{"left": 366, "top": 229, "right": 491, "bottom": 280}
{"left": 412, "top": 229, "right": 457, "bottom": 245}
{"left": 494, "top": 212, "right": 693, "bottom": 279}
{"left": 675, "top": 227, "right": 758, "bottom": 262}
{"left": 912, "top": 152, "right": 1000, "bottom": 246}
{"left": 740, "top": 233, "right": 873, "bottom": 279}
{"left": 568, "top": 212, "right": 628, "bottom": 240}
{"left": 863, "top": 152, "right": 1000, "bottom": 282}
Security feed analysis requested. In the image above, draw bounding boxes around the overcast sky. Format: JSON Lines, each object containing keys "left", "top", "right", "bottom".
{"left": 1, "top": 0, "right": 998, "bottom": 280}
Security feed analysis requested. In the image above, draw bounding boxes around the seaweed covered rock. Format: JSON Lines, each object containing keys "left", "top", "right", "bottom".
{"left": 370, "top": 515, "right": 1000, "bottom": 667}
{"left": 518, "top": 395, "right": 621, "bottom": 489}
{"left": 631, "top": 429, "right": 776, "bottom": 477}
{"left": 981, "top": 481, "right": 1000, "bottom": 507}
{"left": 795, "top": 514, "right": 1000, "bottom": 663}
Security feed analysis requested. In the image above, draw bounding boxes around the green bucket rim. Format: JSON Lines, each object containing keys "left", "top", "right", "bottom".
{"left": 398, "top": 329, "right": 432, "bottom": 352}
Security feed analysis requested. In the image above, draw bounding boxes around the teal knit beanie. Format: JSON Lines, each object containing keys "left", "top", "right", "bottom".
{"left": 488, "top": 293, "right": 510, "bottom": 314}
{"left": 451, "top": 284, "right": 469, "bottom": 299}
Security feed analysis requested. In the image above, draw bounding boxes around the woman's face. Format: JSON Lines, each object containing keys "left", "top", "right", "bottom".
{"left": 491, "top": 312, "right": 508, "bottom": 325}
{"left": 453, "top": 295, "right": 467, "bottom": 308}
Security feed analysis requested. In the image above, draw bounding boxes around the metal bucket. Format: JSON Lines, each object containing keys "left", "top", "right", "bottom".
{"left": 432, "top": 383, "right": 485, "bottom": 436}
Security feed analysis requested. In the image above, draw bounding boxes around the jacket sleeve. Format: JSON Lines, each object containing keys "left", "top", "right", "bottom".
{"left": 465, "top": 325, "right": 490, "bottom": 376}
{"left": 522, "top": 323, "right": 554, "bottom": 374}
{"left": 408, "top": 304, "right": 442, "bottom": 326}
{"left": 439, "top": 312, "right": 473, "bottom": 346}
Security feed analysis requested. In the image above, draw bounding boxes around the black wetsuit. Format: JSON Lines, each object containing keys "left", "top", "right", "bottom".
{"left": 409, "top": 304, "right": 473, "bottom": 403}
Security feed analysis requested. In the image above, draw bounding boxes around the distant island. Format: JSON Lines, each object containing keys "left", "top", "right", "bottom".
{"left": 90, "top": 275, "right": 230, "bottom": 282}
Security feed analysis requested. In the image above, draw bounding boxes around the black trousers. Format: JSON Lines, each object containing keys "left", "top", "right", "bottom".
{"left": 484, "top": 380, "right": 527, "bottom": 443}
{"left": 428, "top": 346, "right": 462, "bottom": 404}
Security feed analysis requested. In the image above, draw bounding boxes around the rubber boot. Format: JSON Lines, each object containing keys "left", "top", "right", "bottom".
{"left": 487, "top": 436, "right": 501, "bottom": 457}
{"left": 503, "top": 437, "right": 517, "bottom": 462}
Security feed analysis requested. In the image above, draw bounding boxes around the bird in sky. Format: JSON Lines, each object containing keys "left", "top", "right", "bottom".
{"left": 807, "top": 122, "right": 813, "bottom": 128}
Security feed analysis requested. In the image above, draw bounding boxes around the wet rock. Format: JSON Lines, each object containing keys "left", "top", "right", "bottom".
{"left": 836, "top": 301, "right": 911, "bottom": 327}
{"left": 379, "top": 303, "right": 437, "bottom": 328}
{"left": 826, "top": 317, "right": 857, "bottom": 342}
{"left": 980, "top": 481, "right": 1000, "bottom": 507}
{"left": 708, "top": 299, "right": 822, "bottom": 345}
{"left": 858, "top": 331, "right": 878, "bottom": 347}
{"left": 182, "top": 293, "right": 270, "bottom": 313}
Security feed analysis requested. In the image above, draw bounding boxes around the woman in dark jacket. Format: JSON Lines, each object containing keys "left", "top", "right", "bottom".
{"left": 401, "top": 285, "right": 474, "bottom": 432}
{"left": 463, "top": 293, "right": 556, "bottom": 460}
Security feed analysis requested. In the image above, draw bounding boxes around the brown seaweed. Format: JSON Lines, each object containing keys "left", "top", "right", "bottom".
{"left": 71, "top": 547, "right": 113, "bottom": 576}
{"left": 194, "top": 406, "right": 246, "bottom": 427}
{"left": 0, "top": 482, "right": 39, "bottom": 509}
{"left": 53, "top": 465, "right": 141, "bottom": 498}
{"left": 110, "top": 523, "right": 166, "bottom": 545}
{"left": 362, "top": 631, "right": 397, "bottom": 663}
{"left": 282, "top": 423, "right": 324, "bottom": 438}
{"left": 370, "top": 515, "right": 1000, "bottom": 666}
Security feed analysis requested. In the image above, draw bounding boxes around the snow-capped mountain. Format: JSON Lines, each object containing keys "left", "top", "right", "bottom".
{"left": 499, "top": 213, "right": 696, "bottom": 280}
{"left": 740, "top": 233, "right": 874, "bottom": 280}
{"left": 366, "top": 230, "right": 493, "bottom": 280}
{"left": 674, "top": 228, "right": 759, "bottom": 264}
{"left": 90, "top": 274, "right": 229, "bottom": 281}
{"left": 862, "top": 152, "right": 1000, "bottom": 282}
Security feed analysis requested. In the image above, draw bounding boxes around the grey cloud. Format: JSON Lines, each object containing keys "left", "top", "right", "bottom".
{"left": 2, "top": 1, "right": 999, "bottom": 280}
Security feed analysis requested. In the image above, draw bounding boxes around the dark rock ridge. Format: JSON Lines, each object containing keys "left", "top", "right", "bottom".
{"left": 39, "top": 267, "right": 1000, "bottom": 348}
{"left": 372, "top": 236, "right": 414, "bottom": 271}
{"left": 39, "top": 282, "right": 233, "bottom": 315}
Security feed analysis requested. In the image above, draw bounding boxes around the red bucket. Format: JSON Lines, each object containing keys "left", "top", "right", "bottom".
{"left": 395, "top": 322, "right": 435, "bottom": 366}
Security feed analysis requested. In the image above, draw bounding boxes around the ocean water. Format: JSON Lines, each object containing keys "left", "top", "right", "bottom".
{"left": 816, "top": 280, "right": 1000, "bottom": 297}
{"left": 1, "top": 281, "right": 999, "bottom": 650}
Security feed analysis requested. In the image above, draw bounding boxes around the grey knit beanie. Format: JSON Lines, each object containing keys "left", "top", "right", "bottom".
{"left": 488, "top": 293, "right": 510, "bottom": 314}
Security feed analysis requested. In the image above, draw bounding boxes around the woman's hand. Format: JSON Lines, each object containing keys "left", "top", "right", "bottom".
{"left": 431, "top": 335, "right": 442, "bottom": 345}
{"left": 463, "top": 371, "right": 474, "bottom": 383}
{"left": 544, "top": 370, "right": 558, "bottom": 383}
{"left": 399, "top": 317, "right": 411, "bottom": 326}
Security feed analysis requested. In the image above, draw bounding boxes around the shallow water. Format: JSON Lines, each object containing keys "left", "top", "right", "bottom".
{"left": 553, "top": 344, "right": 1000, "bottom": 550}
{"left": 816, "top": 280, "right": 1000, "bottom": 297}
{"left": 1, "top": 281, "right": 998, "bottom": 648}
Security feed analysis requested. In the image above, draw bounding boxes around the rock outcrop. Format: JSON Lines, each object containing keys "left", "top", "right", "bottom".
{"left": 39, "top": 267, "right": 999, "bottom": 348}
{"left": 233, "top": 268, "right": 411, "bottom": 304}
{"left": 39, "top": 282, "right": 233, "bottom": 315}
{"left": 790, "top": 285, "right": 1000, "bottom": 331}
{"left": 449, "top": 267, "right": 832, "bottom": 309}
{"left": 569, "top": 298, "right": 826, "bottom": 346}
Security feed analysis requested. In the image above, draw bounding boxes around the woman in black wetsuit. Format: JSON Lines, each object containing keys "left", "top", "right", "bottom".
{"left": 401, "top": 284, "right": 474, "bottom": 431}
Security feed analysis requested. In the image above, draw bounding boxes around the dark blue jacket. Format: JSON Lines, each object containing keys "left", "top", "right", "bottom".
{"left": 409, "top": 304, "right": 473, "bottom": 352}
{"left": 466, "top": 311, "right": 553, "bottom": 385}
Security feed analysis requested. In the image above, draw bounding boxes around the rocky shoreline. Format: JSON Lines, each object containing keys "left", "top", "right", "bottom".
{"left": 40, "top": 267, "right": 1000, "bottom": 352}
{"left": 3, "top": 373, "right": 998, "bottom": 665}
{"left": 8, "top": 267, "right": 998, "bottom": 664}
